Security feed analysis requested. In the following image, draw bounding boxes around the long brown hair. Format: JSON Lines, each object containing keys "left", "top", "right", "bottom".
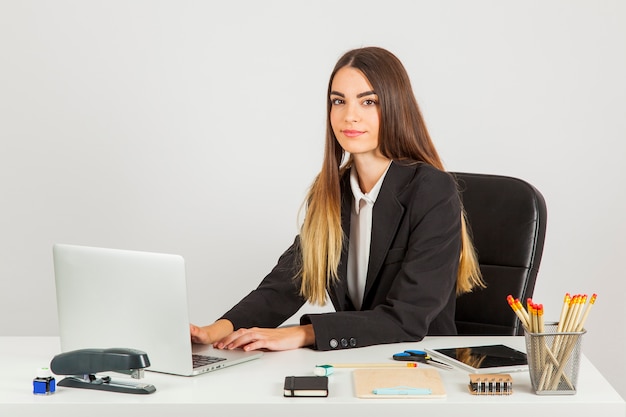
{"left": 299, "top": 47, "right": 484, "bottom": 305}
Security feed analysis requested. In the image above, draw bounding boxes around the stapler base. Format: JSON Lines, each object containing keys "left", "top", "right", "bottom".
{"left": 58, "top": 375, "right": 156, "bottom": 394}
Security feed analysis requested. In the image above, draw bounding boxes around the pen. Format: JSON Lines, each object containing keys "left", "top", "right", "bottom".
{"left": 373, "top": 387, "right": 432, "bottom": 395}
{"left": 319, "top": 362, "right": 418, "bottom": 369}
{"left": 314, "top": 362, "right": 417, "bottom": 376}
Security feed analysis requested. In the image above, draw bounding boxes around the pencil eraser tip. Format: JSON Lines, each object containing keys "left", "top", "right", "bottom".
{"left": 314, "top": 365, "right": 333, "bottom": 376}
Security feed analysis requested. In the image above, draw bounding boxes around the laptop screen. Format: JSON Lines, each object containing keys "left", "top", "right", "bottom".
{"left": 53, "top": 244, "right": 197, "bottom": 375}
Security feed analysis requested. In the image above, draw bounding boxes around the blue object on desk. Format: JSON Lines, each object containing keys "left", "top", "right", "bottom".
{"left": 33, "top": 377, "right": 55, "bottom": 395}
{"left": 373, "top": 386, "right": 432, "bottom": 395}
{"left": 392, "top": 349, "right": 453, "bottom": 370}
{"left": 33, "top": 367, "right": 55, "bottom": 395}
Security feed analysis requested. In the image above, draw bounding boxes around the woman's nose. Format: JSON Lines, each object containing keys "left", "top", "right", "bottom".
{"left": 344, "top": 102, "right": 359, "bottom": 122}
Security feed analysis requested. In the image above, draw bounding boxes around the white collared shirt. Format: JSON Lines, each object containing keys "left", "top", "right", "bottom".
{"left": 347, "top": 162, "right": 392, "bottom": 310}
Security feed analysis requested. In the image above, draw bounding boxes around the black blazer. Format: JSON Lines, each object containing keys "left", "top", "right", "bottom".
{"left": 221, "top": 161, "right": 461, "bottom": 351}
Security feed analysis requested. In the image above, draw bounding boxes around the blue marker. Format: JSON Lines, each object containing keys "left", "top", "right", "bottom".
{"left": 373, "top": 386, "right": 432, "bottom": 395}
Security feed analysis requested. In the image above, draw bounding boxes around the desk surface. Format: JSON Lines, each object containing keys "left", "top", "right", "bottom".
{"left": 1, "top": 336, "right": 624, "bottom": 417}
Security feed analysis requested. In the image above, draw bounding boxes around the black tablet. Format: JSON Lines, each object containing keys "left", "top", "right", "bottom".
{"left": 425, "top": 344, "right": 528, "bottom": 374}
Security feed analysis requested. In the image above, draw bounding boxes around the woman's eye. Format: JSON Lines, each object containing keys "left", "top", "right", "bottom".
{"left": 363, "top": 99, "right": 378, "bottom": 106}
{"left": 331, "top": 98, "right": 344, "bottom": 105}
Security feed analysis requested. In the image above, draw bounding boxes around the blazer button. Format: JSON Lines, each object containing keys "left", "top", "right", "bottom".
{"left": 349, "top": 337, "right": 357, "bottom": 347}
{"left": 340, "top": 338, "right": 348, "bottom": 348}
{"left": 329, "top": 339, "right": 339, "bottom": 349}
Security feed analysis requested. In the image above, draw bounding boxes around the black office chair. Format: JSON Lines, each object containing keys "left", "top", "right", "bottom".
{"left": 452, "top": 172, "right": 547, "bottom": 336}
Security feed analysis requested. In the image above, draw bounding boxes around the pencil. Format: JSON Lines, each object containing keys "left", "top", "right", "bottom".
{"left": 514, "top": 298, "right": 531, "bottom": 328}
{"left": 567, "top": 294, "right": 584, "bottom": 332}
{"left": 561, "top": 294, "right": 579, "bottom": 332}
{"left": 507, "top": 295, "right": 529, "bottom": 330}
{"left": 556, "top": 293, "right": 571, "bottom": 333}
{"left": 533, "top": 302, "right": 540, "bottom": 333}
{"left": 554, "top": 295, "right": 579, "bottom": 358}
{"left": 528, "top": 300, "right": 538, "bottom": 333}
{"left": 575, "top": 293, "right": 597, "bottom": 332}
{"left": 322, "top": 362, "right": 418, "bottom": 368}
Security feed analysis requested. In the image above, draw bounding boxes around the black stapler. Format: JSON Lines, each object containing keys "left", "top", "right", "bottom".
{"left": 50, "top": 348, "right": 156, "bottom": 394}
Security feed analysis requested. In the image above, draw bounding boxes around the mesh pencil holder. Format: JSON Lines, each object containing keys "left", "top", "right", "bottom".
{"left": 524, "top": 322, "right": 586, "bottom": 395}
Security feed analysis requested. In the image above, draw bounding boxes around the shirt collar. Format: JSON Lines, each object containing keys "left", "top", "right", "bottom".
{"left": 350, "top": 161, "right": 392, "bottom": 214}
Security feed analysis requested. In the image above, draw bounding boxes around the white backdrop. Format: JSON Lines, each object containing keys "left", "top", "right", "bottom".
{"left": 1, "top": 0, "right": 624, "bottom": 399}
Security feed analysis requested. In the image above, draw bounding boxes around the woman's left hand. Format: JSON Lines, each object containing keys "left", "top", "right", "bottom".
{"left": 214, "top": 324, "right": 315, "bottom": 352}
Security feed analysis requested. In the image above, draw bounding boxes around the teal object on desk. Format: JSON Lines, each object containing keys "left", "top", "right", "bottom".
{"left": 373, "top": 386, "right": 432, "bottom": 395}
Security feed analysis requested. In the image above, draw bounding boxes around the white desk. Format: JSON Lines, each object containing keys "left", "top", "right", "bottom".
{"left": 1, "top": 336, "right": 624, "bottom": 416}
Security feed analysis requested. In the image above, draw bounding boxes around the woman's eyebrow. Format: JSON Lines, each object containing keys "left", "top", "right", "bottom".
{"left": 357, "top": 90, "right": 377, "bottom": 98}
{"left": 329, "top": 90, "right": 377, "bottom": 98}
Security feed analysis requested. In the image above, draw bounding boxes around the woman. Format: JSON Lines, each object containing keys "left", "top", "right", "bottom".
{"left": 190, "top": 46, "right": 484, "bottom": 352}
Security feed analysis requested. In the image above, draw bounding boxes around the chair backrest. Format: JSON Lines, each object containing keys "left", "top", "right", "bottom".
{"left": 452, "top": 172, "right": 547, "bottom": 336}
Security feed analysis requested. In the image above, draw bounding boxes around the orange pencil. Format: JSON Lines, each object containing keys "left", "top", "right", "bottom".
{"left": 575, "top": 293, "right": 597, "bottom": 332}
{"left": 538, "top": 304, "right": 546, "bottom": 333}
{"left": 530, "top": 301, "right": 540, "bottom": 333}
{"left": 515, "top": 298, "right": 531, "bottom": 328}
{"left": 556, "top": 293, "right": 571, "bottom": 332}
{"left": 507, "top": 295, "right": 529, "bottom": 330}
{"left": 568, "top": 294, "right": 585, "bottom": 332}
{"left": 561, "top": 294, "right": 579, "bottom": 332}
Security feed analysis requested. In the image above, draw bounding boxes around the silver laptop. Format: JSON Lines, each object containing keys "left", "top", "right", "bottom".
{"left": 53, "top": 244, "right": 262, "bottom": 376}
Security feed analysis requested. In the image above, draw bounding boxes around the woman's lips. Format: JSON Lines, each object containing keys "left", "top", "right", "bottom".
{"left": 342, "top": 129, "right": 364, "bottom": 138}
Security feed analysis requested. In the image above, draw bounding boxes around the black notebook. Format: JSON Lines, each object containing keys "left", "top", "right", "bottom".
{"left": 283, "top": 376, "right": 329, "bottom": 397}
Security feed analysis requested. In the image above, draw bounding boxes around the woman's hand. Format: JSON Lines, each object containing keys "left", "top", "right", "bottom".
{"left": 190, "top": 319, "right": 234, "bottom": 345}
{"left": 214, "top": 324, "right": 315, "bottom": 352}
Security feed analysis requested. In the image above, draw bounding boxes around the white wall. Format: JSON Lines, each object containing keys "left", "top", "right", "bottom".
{"left": 1, "top": 0, "right": 624, "bottom": 399}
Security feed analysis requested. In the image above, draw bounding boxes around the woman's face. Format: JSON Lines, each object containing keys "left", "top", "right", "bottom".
{"left": 329, "top": 66, "right": 381, "bottom": 157}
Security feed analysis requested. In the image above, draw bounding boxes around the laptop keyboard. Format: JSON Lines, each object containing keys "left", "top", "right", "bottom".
{"left": 192, "top": 354, "right": 227, "bottom": 369}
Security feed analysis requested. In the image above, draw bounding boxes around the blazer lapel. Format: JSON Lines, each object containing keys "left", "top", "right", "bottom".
{"left": 362, "top": 162, "right": 414, "bottom": 305}
{"left": 331, "top": 173, "right": 356, "bottom": 310}
{"left": 333, "top": 162, "right": 416, "bottom": 311}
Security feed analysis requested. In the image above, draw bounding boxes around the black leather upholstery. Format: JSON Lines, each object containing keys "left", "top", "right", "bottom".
{"left": 452, "top": 172, "right": 547, "bottom": 336}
